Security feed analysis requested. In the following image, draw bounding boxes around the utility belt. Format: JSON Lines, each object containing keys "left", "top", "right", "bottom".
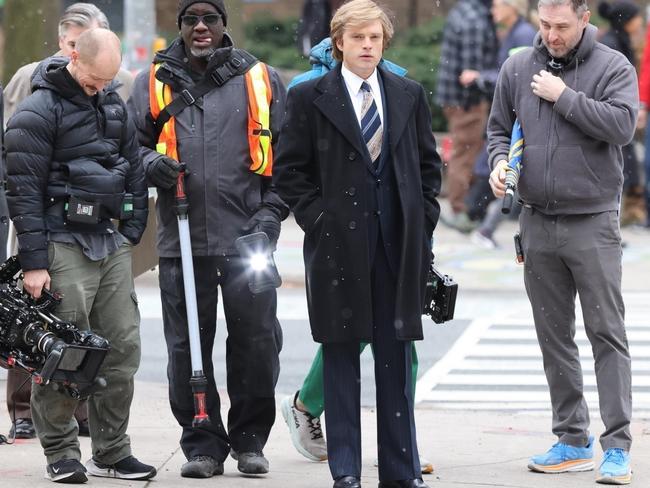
{"left": 47, "top": 194, "right": 134, "bottom": 225}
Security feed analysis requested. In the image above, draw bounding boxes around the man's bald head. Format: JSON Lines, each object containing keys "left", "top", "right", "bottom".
{"left": 67, "top": 28, "right": 123, "bottom": 96}
{"left": 75, "top": 28, "right": 121, "bottom": 74}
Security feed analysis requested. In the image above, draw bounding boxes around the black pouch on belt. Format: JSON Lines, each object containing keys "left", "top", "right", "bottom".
{"left": 65, "top": 196, "right": 101, "bottom": 224}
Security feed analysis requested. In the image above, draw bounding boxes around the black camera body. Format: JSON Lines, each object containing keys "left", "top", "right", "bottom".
{"left": 423, "top": 264, "right": 458, "bottom": 324}
{"left": 0, "top": 257, "right": 110, "bottom": 398}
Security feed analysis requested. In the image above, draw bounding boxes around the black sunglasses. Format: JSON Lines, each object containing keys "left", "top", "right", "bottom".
{"left": 181, "top": 13, "right": 222, "bottom": 27}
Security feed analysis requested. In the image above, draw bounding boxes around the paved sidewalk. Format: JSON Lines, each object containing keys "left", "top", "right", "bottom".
{"left": 1, "top": 206, "right": 649, "bottom": 486}
{"left": 275, "top": 206, "right": 650, "bottom": 293}
{"left": 1, "top": 380, "right": 649, "bottom": 487}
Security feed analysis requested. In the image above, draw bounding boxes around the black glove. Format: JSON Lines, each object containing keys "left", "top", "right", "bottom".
{"left": 242, "top": 207, "right": 281, "bottom": 245}
{"left": 146, "top": 155, "right": 181, "bottom": 189}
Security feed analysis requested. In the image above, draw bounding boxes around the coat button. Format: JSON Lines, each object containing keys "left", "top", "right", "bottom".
{"left": 348, "top": 221, "right": 357, "bottom": 230}
{"left": 347, "top": 187, "right": 356, "bottom": 196}
{"left": 348, "top": 152, "right": 357, "bottom": 160}
{"left": 376, "top": 179, "right": 381, "bottom": 187}
{"left": 374, "top": 210, "right": 382, "bottom": 217}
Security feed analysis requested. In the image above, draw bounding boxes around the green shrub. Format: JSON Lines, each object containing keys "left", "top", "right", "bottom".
{"left": 245, "top": 14, "right": 299, "bottom": 47}
{"left": 388, "top": 17, "right": 446, "bottom": 131}
{"left": 244, "top": 15, "right": 308, "bottom": 71}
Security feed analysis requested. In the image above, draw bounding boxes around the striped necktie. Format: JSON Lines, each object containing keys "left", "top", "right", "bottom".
{"left": 360, "top": 81, "right": 382, "bottom": 164}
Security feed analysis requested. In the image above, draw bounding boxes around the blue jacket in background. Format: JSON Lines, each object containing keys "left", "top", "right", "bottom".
{"left": 477, "top": 16, "right": 537, "bottom": 97}
{"left": 288, "top": 37, "right": 408, "bottom": 90}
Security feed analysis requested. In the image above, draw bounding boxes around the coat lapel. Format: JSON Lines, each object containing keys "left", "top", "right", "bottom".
{"left": 379, "top": 66, "right": 414, "bottom": 154}
{"left": 313, "top": 66, "right": 367, "bottom": 157}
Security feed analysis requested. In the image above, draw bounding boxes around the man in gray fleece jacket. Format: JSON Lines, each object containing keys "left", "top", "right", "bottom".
{"left": 487, "top": 0, "right": 637, "bottom": 485}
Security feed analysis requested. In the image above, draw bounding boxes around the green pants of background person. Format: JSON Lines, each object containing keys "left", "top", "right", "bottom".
{"left": 298, "top": 343, "right": 419, "bottom": 417}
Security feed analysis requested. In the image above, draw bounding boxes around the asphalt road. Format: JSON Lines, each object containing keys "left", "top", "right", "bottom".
{"left": 134, "top": 279, "right": 525, "bottom": 406}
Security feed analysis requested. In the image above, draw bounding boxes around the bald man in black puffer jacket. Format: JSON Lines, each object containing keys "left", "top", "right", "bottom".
{"left": 5, "top": 28, "right": 154, "bottom": 483}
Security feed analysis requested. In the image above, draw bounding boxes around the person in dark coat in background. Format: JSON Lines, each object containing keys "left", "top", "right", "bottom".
{"left": 0, "top": 86, "right": 7, "bottom": 263}
{"left": 296, "top": 0, "right": 345, "bottom": 55}
{"left": 273, "top": 1, "right": 441, "bottom": 487}
{"left": 598, "top": 0, "right": 645, "bottom": 226}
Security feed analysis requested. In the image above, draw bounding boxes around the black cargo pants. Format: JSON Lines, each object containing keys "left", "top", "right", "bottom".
{"left": 159, "top": 255, "right": 282, "bottom": 462}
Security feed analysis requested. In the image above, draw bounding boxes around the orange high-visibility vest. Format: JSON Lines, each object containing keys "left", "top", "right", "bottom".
{"left": 149, "top": 61, "right": 274, "bottom": 176}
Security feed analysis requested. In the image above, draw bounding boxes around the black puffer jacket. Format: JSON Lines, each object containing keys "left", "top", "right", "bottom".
{"left": 5, "top": 56, "right": 148, "bottom": 271}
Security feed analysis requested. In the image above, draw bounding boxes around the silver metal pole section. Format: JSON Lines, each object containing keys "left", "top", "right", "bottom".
{"left": 177, "top": 218, "right": 203, "bottom": 375}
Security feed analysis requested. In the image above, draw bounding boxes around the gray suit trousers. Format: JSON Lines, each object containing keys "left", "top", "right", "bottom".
{"left": 519, "top": 207, "right": 632, "bottom": 451}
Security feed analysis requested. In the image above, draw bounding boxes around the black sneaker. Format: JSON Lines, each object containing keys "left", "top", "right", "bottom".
{"left": 181, "top": 455, "right": 224, "bottom": 478}
{"left": 46, "top": 459, "right": 88, "bottom": 483}
{"left": 231, "top": 450, "right": 269, "bottom": 474}
{"left": 10, "top": 418, "right": 36, "bottom": 439}
{"left": 85, "top": 455, "right": 156, "bottom": 480}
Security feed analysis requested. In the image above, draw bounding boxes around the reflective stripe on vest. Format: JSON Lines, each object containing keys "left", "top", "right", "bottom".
{"left": 149, "top": 64, "right": 178, "bottom": 161}
{"left": 148, "top": 62, "right": 274, "bottom": 176}
{"left": 245, "top": 62, "right": 273, "bottom": 176}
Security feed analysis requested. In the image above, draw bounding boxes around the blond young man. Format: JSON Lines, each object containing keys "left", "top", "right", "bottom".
{"left": 274, "top": 2, "right": 441, "bottom": 487}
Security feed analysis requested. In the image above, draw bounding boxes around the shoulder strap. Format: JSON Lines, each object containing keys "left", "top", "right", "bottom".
{"left": 153, "top": 50, "right": 258, "bottom": 131}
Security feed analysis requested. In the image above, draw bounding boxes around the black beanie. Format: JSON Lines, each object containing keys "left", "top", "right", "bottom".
{"left": 178, "top": 0, "right": 227, "bottom": 28}
{"left": 598, "top": 1, "right": 639, "bottom": 29}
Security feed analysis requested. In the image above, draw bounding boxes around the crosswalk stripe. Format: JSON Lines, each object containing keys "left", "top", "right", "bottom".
{"left": 483, "top": 329, "right": 650, "bottom": 341}
{"left": 423, "top": 390, "right": 650, "bottom": 403}
{"left": 457, "top": 358, "right": 650, "bottom": 372}
{"left": 486, "top": 317, "right": 649, "bottom": 328}
{"left": 469, "top": 344, "right": 650, "bottom": 357}
{"left": 416, "top": 292, "right": 650, "bottom": 412}
{"left": 439, "top": 374, "right": 650, "bottom": 387}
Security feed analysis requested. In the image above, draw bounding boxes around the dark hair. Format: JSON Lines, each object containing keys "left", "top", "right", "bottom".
{"left": 538, "top": 0, "right": 589, "bottom": 16}
{"left": 597, "top": 1, "right": 639, "bottom": 28}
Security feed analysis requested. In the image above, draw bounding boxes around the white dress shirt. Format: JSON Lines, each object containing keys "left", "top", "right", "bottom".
{"left": 340, "top": 64, "right": 384, "bottom": 127}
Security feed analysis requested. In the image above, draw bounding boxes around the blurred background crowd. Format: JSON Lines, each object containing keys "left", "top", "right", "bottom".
{"left": 0, "top": 0, "right": 648, "bottom": 247}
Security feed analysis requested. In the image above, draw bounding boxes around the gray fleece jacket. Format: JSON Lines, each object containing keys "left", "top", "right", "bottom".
{"left": 487, "top": 24, "right": 639, "bottom": 215}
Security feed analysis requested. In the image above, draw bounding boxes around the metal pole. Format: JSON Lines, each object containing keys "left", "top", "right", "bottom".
{"left": 174, "top": 167, "right": 211, "bottom": 428}
{"left": 123, "top": 0, "right": 156, "bottom": 73}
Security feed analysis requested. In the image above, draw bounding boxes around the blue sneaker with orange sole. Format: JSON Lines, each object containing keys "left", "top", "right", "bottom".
{"left": 596, "top": 448, "right": 631, "bottom": 485}
{"left": 528, "top": 436, "right": 594, "bottom": 473}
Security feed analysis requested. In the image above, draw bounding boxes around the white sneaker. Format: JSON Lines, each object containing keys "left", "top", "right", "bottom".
{"left": 373, "top": 456, "right": 434, "bottom": 474}
{"left": 280, "top": 392, "right": 327, "bottom": 461}
{"left": 420, "top": 456, "right": 434, "bottom": 474}
{"left": 470, "top": 229, "right": 498, "bottom": 249}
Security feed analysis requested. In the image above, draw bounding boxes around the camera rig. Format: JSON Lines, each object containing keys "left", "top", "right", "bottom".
{"left": 424, "top": 264, "right": 458, "bottom": 324}
{"left": 0, "top": 256, "right": 110, "bottom": 398}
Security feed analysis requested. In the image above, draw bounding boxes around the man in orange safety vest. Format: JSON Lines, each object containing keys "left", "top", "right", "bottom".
{"left": 127, "top": 0, "right": 288, "bottom": 479}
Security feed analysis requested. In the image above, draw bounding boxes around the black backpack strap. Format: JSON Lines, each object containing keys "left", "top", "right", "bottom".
{"left": 153, "top": 50, "right": 259, "bottom": 133}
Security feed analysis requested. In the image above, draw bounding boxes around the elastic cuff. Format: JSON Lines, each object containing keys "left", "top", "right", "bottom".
{"left": 558, "top": 432, "right": 590, "bottom": 448}
{"left": 46, "top": 446, "right": 82, "bottom": 465}
{"left": 95, "top": 445, "right": 132, "bottom": 466}
{"left": 600, "top": 440, "right": 632, "bottom": 452}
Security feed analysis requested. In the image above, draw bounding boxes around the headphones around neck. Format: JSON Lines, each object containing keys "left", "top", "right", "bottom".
{"left": 546, "top": 58, "right": 565, "bottom": 75}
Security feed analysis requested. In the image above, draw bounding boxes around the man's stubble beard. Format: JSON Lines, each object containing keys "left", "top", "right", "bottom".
{"left": 190, "top": 47, "right": 217, "bottom": 58}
